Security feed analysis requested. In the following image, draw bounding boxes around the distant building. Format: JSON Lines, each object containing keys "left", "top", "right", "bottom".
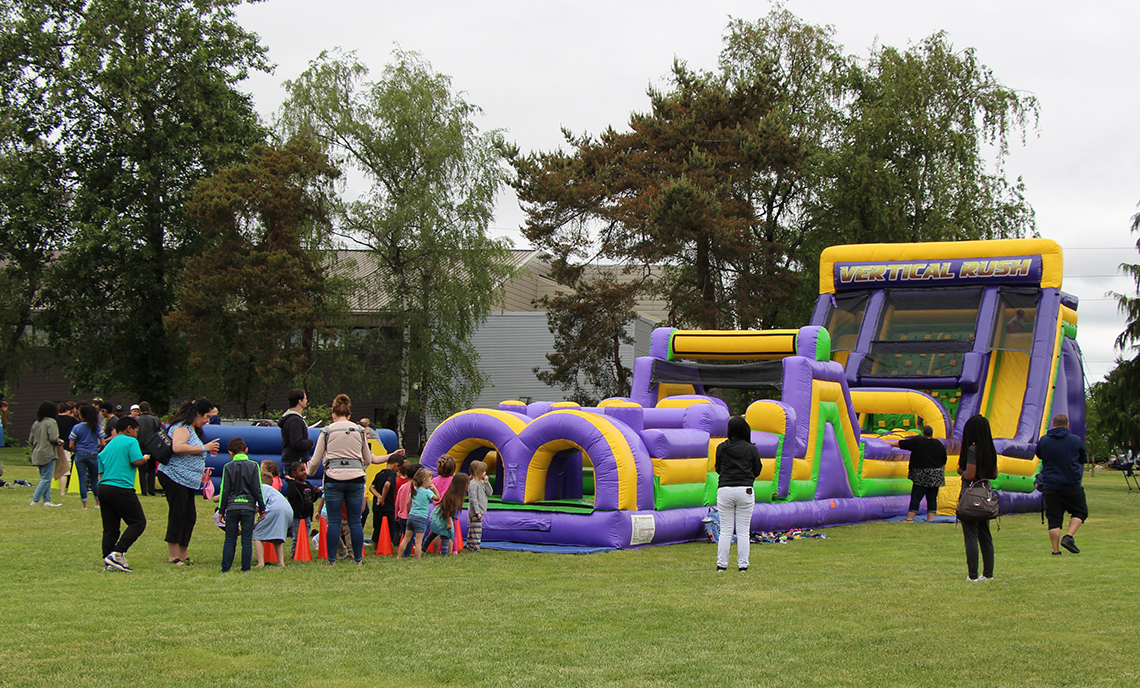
{"left": 7, "top": 249, "right": 662, "bottom": 448}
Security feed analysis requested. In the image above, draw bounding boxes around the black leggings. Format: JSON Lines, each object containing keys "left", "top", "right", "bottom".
{"left": 908, "top": 485, "right": 940, "bottom": 514}
{"left": 158, "top": 473, "right": 197, "bottom": 547}
{"left": 961, "top": 518, "right": 994, "bottom": 579}
{"left": 98, "top": 484, "right": 147, "bottom": 557}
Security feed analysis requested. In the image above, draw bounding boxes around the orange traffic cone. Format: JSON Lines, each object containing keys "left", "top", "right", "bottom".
{"left": 318, "top": 516, "right": 328, "bottom": 560}
{"left": 377, "top": 517, "right": 393, "bottom": 556}
{"left": 263, "top": 540, "right": 278, "bottom": 564}
{"left": 294, "top": 519, "right": 312, "bottom": 562}
{"left": 454, "top": 519, "right": 464, "bottom": 553}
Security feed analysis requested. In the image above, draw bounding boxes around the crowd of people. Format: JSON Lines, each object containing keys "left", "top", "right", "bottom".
{"left": 10, "top": 389, "right": 496, "bottom": 572}
{"left": 9, "top": 390, "right": 1093, "bottom": 577}
{"left": 712, "top": 412, "right": 1091, "bottom": 581}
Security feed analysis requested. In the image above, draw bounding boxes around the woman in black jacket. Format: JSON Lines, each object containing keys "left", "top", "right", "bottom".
{"left": 715, "top": 416, "right": 763, "bottom": 572}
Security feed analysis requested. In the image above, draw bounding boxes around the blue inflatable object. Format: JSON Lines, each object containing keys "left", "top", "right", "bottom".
{"left": 198, "top": 423, "right": 398, "bottom": 493}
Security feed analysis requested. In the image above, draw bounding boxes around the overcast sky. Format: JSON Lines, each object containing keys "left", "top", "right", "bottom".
{"left": 232, "top": 0, "right": 1140, "bottom": 384}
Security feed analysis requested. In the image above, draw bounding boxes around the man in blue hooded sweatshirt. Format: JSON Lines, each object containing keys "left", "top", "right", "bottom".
{"left": 1035, "top": 414, "right": 1088, "bottom": 555}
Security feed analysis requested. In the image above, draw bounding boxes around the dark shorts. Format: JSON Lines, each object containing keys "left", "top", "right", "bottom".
{"left": 1044, "top": 488, "right": 1088, "bottom": 529}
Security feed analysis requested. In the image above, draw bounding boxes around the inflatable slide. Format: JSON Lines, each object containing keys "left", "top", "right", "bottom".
{"left": 419, "top": 238, "right": 1083, "bottom": 548}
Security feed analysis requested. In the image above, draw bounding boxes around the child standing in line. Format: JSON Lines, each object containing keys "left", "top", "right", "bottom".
{"left": 284, "top": 461, "right": 322, "bottom": 558}
{"left": 394, "top": 462, "right": 420, "bottom": 557}
{"left": 254, "top": 460, "right": 292, "bottom": 567}
{"left": 423, "top": 473, "right": 470, "bottom": 556}
{"left": 432, "top": 454, "right": 456, "bottom": 497}
{"left": 369, "top": 455, "right": 403, "bottom": 551}
{"left": 395, "top": 467, "right": 439, "bottom": 560}
{"left": 262, "top": 460, "right": 283, "bottom": 492}
{"left": 218, "top": 438, "right": 265, "bottom": 573}
{"left": 467, "top": 460, "right": 492, "bottom": 551}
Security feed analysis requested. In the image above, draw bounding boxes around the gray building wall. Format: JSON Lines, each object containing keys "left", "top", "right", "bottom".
{"left": 426, "top": 312, "right": 656, "bottom": 432}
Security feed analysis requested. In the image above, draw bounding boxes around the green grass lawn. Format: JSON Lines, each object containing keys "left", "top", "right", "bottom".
{"left": 0, "top": 444, "right": 1137, "bottom": 687}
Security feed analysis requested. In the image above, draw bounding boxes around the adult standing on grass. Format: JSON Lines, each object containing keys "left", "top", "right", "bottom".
{"left": 28, "top": 400, "right": 64, "bottom": 507}
{"left": 714, "top": 416, "right": 762, "bottom": 572}
{"left": 98, "top": 416, "right": 147, "bottom": 572}
{"left": 887, "top": 425, "right": 947, "bottom": 522}
{"left": 1035, "top": 414, "right": 1088, "bottom": 555}
{"left": 957, "top": 414, "right": 998, "bottom": 581}
{"left": 279, "top": 389, "right": 313, "bottom": 466}
{"left": 158, "top": 399, "right": 220, "bottom": 565}
{"left": 0, "top": 393, "right": 8, "bottom": 447}
{"left": 55, "top": 401, "right": 79, "bottom": 498}
{"left": 69, "top": 405, "right": 106, "bottom": 509}
{"left": 134, "top": 402, "right": 163, "bottom": 496}
{"left": 307, "top": 394, "right": 405, "bottom": 566}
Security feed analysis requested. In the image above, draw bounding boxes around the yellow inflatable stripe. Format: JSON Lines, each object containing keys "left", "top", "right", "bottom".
{"left": 707, "top": 438, "right": 724, "bottom": 472}
{"left": 528, "top": 410, "right": 640, "bottom": 511}
{"left": 656, "top": 397, "right": 710, "bottom": 409}
{"left": 745, "top": 400, "right": 788, "bottom": 435}
{"left": 652, "top": 457, "right": 710, "bottom": 485}
{"left": 860, "top": 459, "right": 909, "bottom": 479}
{"left": 526, "top": 438, "right": 586, "bottom": 504}
{"left": 670, "top": 329, "right": 798, "bottom": 360}
{"left": 448, "top": 408, "right": 530, "bottom": 434}
{"left": 1037, "top": 310, "right": 1066, "bottom": 439}
{"left": 657, "top": 383, "right": 697, "bottom": 402}
{"left": 819, "top": 238, "right": 1063, "bottom": 293}
{"left": 817, "top": 381, "right": 862, "bottom": 477}
{"left": 1061, "top": 305, "right": 1078, "bottom": 326}
{"left": 849, "top": 389, "right": 948, "bottom": 438}
{"left": 998, "top": 454, "right": 1039, "bottom": 477}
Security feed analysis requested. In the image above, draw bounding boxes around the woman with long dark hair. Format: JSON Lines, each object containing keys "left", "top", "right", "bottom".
{"left": 28, "top": 401, "right": 63, "bottom": 507}
{"left": 68, "top": 404, "right": 106, "bottom": 509}
{"left": 714, "top": 416, "right": 763, "bottom": 572}
{"left": 158, "top": 399, "right": 220, "bottom": 565}
{"left": 958, "top": 414, "right": 999, "bottom": 581}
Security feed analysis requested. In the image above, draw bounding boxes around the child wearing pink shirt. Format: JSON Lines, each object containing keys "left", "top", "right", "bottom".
{"left": 432, "top": 454, "right": 456, "bottom": 496}
{"left": 394, "top": 462, "right": 420, "bottom": 557}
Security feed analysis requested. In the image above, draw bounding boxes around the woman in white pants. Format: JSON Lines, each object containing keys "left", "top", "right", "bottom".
{"left": 715, "top": 416, "right": 762, "bottom": 571}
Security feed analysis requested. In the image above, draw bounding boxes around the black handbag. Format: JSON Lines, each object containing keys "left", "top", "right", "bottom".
{"left": 956, "top": 479, "right": 999, "bottom": 521}
{"left": 143, "top": 428, "right": 174, "bottom": 465}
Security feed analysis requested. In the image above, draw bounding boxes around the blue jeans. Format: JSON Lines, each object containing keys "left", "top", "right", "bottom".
{"left": 221, "top": 510, "right": 256, "bottom": 572}
{"left": 74, "top": 451, "right": 100, "bottom": 502}
{"left": 323, "top": 481, "right": 365, "bottom": 563}
{"left": 31, "top": 461, "right": 55, "bottom": 503}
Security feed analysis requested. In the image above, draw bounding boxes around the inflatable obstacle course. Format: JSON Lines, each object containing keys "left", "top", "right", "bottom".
{"left": 424, "top": 239, "right": 1085, "bottom": 548}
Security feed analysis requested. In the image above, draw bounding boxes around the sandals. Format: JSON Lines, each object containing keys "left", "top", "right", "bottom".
{"left": 168, "top": 558, "right": 193, "bottom": 566}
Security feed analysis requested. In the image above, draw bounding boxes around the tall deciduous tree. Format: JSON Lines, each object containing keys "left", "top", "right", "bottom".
{"left": 1, "top": 0, "right": 269, "bottom": 412}
{"left": 167, "top": 137, "right": 342, "bottom": 416}
{"left": 516, "top": 8, "right": 1040, "bottom": 359}
{"left": 279, "top": 49, "right": 515, "bottom": 444}
{"left": 515, "top": 60, "right": 801, "bottom": 332}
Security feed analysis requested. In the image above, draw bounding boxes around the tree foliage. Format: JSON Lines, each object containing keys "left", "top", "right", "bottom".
{"left": 534, "top": 275, "right": 639, "bottom": 406}
{"left": 0, "top": 0, "right": 269, "bottom": 412}
{"left": 279, "top": 49, "right": 515, "bottom": 442}
{"left": 1091, "top": 203, "right": 1140, "bottom": 457}
{"left": 515, "top": 7, "right": 1040, "bottom": 371}
{"left": 0, "top": 138, "right": 70, "bottom": 391}
{"left": 167, "top": 137, "right": 342, "bottom": 416}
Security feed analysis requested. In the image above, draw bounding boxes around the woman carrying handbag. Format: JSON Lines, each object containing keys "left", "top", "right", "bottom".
{"left": 957, "top": 415, "right": 999, "bottom": 581}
